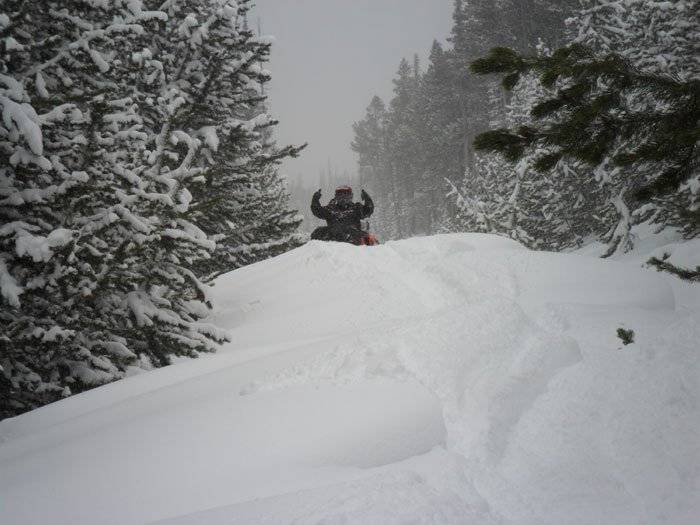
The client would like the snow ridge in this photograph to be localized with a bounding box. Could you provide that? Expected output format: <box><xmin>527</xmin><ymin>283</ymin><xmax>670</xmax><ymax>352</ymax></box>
<box><xmin>1</xmin><ymin>234</ymin><xmax>698</xmax><ymax>525</ymax></box>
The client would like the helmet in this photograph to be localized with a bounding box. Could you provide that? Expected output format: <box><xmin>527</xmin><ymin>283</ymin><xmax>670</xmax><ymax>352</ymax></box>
<box><xmin>334</xmin><ymin>186</ymin><xmax>353</xmax><ymax>204</ymax></box>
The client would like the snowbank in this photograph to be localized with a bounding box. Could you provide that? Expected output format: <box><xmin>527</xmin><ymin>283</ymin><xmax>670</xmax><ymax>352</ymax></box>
<box><xmin>575</xmin><ymin>223</ymin><xmax>700</xmax><ymax>310</ymax></box>
<box><xmin>1</xmin><ymin>234</ymin><xmax>698</xmax><ymax>524</ymax></box>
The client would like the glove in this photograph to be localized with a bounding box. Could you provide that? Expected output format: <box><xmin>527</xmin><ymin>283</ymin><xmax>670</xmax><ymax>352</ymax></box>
<box><xmin>313</xmin><ymin>189</ymin><xmax>322</xmax><ymax>200</ymax></box>
<box><xmin>361</xmin><ymin>189</ymin><xmax>370</xmax><ymax>201</ymax></box>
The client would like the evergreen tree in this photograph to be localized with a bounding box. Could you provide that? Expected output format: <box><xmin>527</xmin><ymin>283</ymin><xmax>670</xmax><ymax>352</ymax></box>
<box><xmin>446</xmin><ymin>0</ymin><xmax>577</xmax><ymax>173</ymax></box>
<box><xmin>0</xmin><ymin>0</ymin><xmax>302</xmax><ymax>417</ymax></box>
<box><xmin>1</xmin><ymin>1</ymin><xmax>229</xmax><ymax>416</ymax></box>
<box><xmin>471</xmin><ymin>44</ymin><xmax>700</xmax><ymax>250</ymax></box>
<box><xmin>352</xmin><ymin>96</ymin><xmax>395</xmax><ymax>239</ymax></box>
<box><xmin>415</xmin><ymin>41</ymin><xmax>464</xmax><ymax>229</ymax></box>
<box><xmin>574</xmin><ymin>0</ymin><xmax>700</xmax><ymax>81</ymax></box>
<box><xmin>444</xmin><ymin>0</ymin><xmax>698</xmax><ymax>254</ymax></box>
<box><xmin>351</xmin><ymin>1</ymin><xmax>579</xmax><ymax>239</ymax></box>
<box><xmin>446</xmin><ymin>52</ymin><xmax>613</xmax><ymax>251</ymax></box>
<box><xmin>385</xmin><ymin>58</ymin><xmax>417</xmax><ymax>237</ymax></box>
<box><xmin>173</xmin><ymin>4</ymin><xmax>304</xmax><ymax>279</ymax></box>
<box><xmin>571</xmin><ymin>0</ymin><xmax>700</xmax><ymax>242</ymax></box>
<box><xmin>353</xmin><ymin>59</ymin><xmax>425</xmax><ymax>240</ymax></box>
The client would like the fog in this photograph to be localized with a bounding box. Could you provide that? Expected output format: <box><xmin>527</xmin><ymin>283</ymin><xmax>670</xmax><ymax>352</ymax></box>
<box><xmin>253</xmin><ymin>0</ymin><xmax>453</xmax><ymax>183</ymax></box>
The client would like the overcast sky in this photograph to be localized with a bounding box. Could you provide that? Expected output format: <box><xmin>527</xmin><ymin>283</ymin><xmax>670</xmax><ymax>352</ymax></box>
<box><xmin>252</xmin><ymin>0</ymin><xmax>453</xmax><ymax>184</ymax></box>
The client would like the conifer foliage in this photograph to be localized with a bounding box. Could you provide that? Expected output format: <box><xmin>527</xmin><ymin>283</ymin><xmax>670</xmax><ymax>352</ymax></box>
<box><xmin>471</xmin><ymin>1</ymin><xmax>700</xmax><ymax>249</ymax></box>
<box><xmin>354</xmin><ymin>0</ymin><xmax>698</xmax><ymax>257</ymax></box>
<box><xmin>169</xmin><ymin>2</ymin><xmax>305</xmax><ymax>279</ymax></box>
<box><xmin>0</xmin><ymin>0</ymin><xmax>301</xmax><ymax>417</ymax></box>
<box><xmin>472</xmin><ymin>45</ymin><xmax>699</xmax><ymax>205</ymax></box>
<box><xmin>352</xmin><ymin>0</ymin><xmax>578</xmax><ymax>240</ymax></box>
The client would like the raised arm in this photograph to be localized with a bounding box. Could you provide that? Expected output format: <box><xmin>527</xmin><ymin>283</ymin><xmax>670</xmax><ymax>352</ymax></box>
<box><xmin>360</xmin><ymin>189</ymin><xmax>374</xmax><ymax>218</ymax></box>
<box><xmin>311</xmin><ymin>189</ymin><xmax>332</xmax><ymax>220</ymax></box>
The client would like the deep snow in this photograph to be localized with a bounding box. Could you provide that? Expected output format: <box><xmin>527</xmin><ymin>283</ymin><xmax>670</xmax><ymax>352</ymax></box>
<box><xmin>0</xmin><ymin>234</ymin><xmax>698</xmax><ymax>525</ymax></box>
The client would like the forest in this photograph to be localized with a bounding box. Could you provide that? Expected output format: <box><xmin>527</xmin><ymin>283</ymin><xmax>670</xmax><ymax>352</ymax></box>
<box><xmin>352</xmin><ymin>0</ymin><xmax>698</xmax><ymax>257</ymax></box>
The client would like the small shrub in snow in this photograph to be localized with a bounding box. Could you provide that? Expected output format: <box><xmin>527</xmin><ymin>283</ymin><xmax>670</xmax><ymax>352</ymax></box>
<box><xmin>616</xmin><ymin>328</ymin><xmax>635</xmax><ymax>346</ymax></box>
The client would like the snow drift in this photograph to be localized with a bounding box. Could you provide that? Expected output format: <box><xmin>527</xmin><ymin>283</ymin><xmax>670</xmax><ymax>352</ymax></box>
<box><xmin>1</xmin><ymin>234</ymin><xmax>698</xmax><ymax>525</ymax></box>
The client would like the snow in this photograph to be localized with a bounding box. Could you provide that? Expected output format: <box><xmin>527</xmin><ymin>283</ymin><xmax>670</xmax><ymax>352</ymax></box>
<box><xmin>575</xmin><ymin>222</ymin><xmax>700</xmax><ymax>310</ymax></box>
<box><xmin>14</xmin><ymin>228</ymin><xmax>74</xmax><ymax>262</ymax></box>
<box><xmin>39</xmin><ymin>325</ymin><xmax>76</xmax><ymax>343</ymax></box>
<box><xmin>199</xmin><ymin>125</ymin><xmax>220</xmax><ymax>152</ymax></box>
<box><xmin>1</xmin><ymin>95</ymin><xmax>44</xmax><ymax>156</ymax></box>
<box><xmin>1</xmin><ymin>233</ymin><xmax>698</xmax><ymax>525</ymax></box>
<box><xmin>0</xmin><ymin>258</ymin><xmax>22</xmax><ymax>307</ymax></box>
<box><xmin>87</xmin><ymin>46</ymin><xmax>111</xmax><ymax>73</ymax></box>
<box><xmin>35</xmin><ymin>72</ymin><xmax>49</xmax><ymax>98</ymax></box>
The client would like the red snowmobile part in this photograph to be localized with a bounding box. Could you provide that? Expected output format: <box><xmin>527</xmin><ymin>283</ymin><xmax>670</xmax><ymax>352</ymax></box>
<box><xmin>359</xmin><ymin>233</ymin><xmax>379</xmax><ymax>246</ymax></box>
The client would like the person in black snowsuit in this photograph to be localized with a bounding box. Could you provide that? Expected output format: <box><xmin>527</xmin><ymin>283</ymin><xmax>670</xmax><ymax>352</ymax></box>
<box><xmin>310</xmin><ymin>186</ymin><xmax>374</xmax><ymax>244</ymax></box>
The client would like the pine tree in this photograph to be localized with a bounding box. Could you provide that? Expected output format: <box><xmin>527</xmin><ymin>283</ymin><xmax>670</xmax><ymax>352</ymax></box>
<box><xmin>0</xmin><ymin>0</ymin><xmax>305</xmax><ymax>417</ymax></box>
<box><xmin>352</xmin><ymin>96</ymin><xmax>395</xmax><ymax>239</ymax></box>
<box><xmin>445</xmin><ymin>0</ymin><xmax>578</xmax><ymax>174</ymax></box>
<box><xmin>471</xmin><ymin>44</ymin><xmax>700</xmax><ymax>250</ymax></box>
<box><xmin>352</xmin><ymin>0</ymin><xmax>581</xmax><ymax>239</ymax></box>
<box><xmin>353</xmin><ymin>59</ymin><xmax>425</xmax><ymax>240</ymax></box>
<box><xmin>385</xmin><ymin>58</ymin><xmax>424</xmax><ymax>237</ymax></box>
<box><xmin>574</xmin><ymin>0</ymin><xmax>700</xmax><ymax>81</ymax></box>
<box><xmin>415</xmin><ymin>41</ymin><xmax>464</xmax><ymax>229</ymax></box>
<box><xmin>1</xmin><ymin>1</ymin><xmax>229</xmax><ymax>415</ymax></box>
<box><xmin>572</xmin><ymin>0</ymin><xmax>700</xmax><ymax>241</ymax></box>
<box><xmin>175</xmin><ymin>3</ymin><xmax>304</xmax><ymax>280</ymax></box>
<box><xmin>447</xmin><ymin>60</ymin><xmax>612</xmax><ymax>250</ymax></box>
<box><xmin>447</xmin><ymin>0</ymin><xmax>699</xmax><ymax>254</ymax></box>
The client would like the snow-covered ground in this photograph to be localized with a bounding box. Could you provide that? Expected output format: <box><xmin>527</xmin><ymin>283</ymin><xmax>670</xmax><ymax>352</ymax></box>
<box><xmin>1</xmin><ymin>234</ymin><xmax>698</xmax><ymax>525</ymax></box>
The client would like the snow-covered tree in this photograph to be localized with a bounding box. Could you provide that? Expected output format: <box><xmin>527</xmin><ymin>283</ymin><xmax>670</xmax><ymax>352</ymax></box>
<box><xmin>352</xmin><ymin>58</ymin><xmax>426</xmax><ymax>240</ymax></box>
<box><xmin>384</xmin><ymin>58</ymin><xmax>422</xmax><ymax>237</ymax></box>
<box><xmin>1</xmin><ymin>0</ymin><xmax>217</xmax><ymax>415</ymax></box>
<box><xmin>1</xmin><ymin>0</ymin><xmax>304</xmax><ymax>417</ymax></box>
<box><xmin>572</xmin><ymin>0</ymin><xmax>700</xmax><ymax>242</ymax></box>
<box><xmin>414</xmin><ymin>41</ymin><xmax>464</xmax><ymax>230</ymax></box>
<box><xmin>446</xmin><ymin>61</ymin><xmax>608</xmax><ymax>251</ymax></box>
<box><xmin>352</xmin><ymin>96</ymin><xmax>396</xmax><ymax>239</ymax></box>
<box><xmin>164</xmin><ymin>1</ymin><xmax>304</xmax><ymax>280</ymax></box>
<box><xmin>574</xmin><ymin>0</ymin><xmax>700</xmax><ymax>82</ymax></box>
<box><xmin>353</xmin><ymin>0</ymin><xmax>580</xmax><ymax>239</ymax></box>
<box><xmin>471</xmin><ymin>39</ymin><xmax>699</xmax><ymax>252</ymax></box>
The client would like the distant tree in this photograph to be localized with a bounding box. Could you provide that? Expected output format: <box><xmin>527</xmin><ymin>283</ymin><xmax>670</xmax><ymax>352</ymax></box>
<box><xmin>353</xmin><ymin>58</ymin><xmax>426</xmax><ymax>240</ymax></box>
<box><xmin>386</xmin><ymin>58</ymin><xmax>425</xmax><ymax>236</ymax></box>
<box><xmin>415</xmin><ymin>41</ymin><xmax>464</xmax><ymax>227</ymax></box>
<box><xmin>352</xmin><ymin>0</ymin><xmax>581</xmax><ymax>239</ymax></box>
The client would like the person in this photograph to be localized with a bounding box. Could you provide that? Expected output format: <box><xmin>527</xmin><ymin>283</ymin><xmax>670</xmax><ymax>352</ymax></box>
<box><xmin>310</xmin><ymin>186</ymin><xmax>374</xmax><ymax>244</ymax></box>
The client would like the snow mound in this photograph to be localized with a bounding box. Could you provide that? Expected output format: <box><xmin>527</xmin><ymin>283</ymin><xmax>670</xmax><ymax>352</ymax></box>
<box><xmin>1</xmin><ymin>234</ymin><xmax>698</xmax><ymax>525</ymax></box>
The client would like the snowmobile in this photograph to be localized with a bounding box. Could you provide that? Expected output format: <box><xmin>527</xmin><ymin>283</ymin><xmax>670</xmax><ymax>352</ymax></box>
<box><xmin>310</xmin><ymin>221</ymin><xmax>379</xmax><ymax>246</ymax></box>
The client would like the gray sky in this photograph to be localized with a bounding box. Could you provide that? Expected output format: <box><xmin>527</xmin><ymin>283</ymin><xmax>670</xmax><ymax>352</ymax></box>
<box><xmin>252</xmin><ymin>0</ymin><xmax>454</xmax><ymax>184</ymax></box>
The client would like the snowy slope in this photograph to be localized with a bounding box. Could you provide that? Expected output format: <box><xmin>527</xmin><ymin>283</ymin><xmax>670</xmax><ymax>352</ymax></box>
<box><xmin>1</xmin><ymin>234</ymin><xmax>698</xmax><ymax>525</ymax></box>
